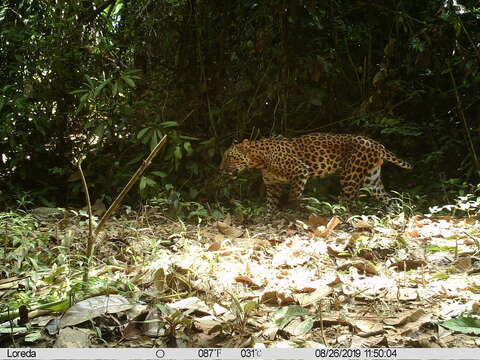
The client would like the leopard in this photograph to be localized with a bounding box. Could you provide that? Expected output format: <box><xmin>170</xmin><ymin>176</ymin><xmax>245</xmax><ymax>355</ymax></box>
<box><xmin>220</xmin><ymin>133</ymin><xmax>412</xmax><ymax>211</ymax></box>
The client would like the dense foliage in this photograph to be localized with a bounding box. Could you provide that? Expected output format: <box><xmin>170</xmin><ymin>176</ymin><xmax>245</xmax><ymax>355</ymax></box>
<box><xmin>1</xmin><ymin>0</ymin><xmax>479</xmax><ymax>209</ymax></box>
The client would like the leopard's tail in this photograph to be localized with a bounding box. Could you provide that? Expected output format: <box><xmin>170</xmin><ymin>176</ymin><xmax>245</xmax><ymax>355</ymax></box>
<box><xmin>383</xmin><ymin>148</ymin><xmax>412</xmax><ymax>170</ymax></box>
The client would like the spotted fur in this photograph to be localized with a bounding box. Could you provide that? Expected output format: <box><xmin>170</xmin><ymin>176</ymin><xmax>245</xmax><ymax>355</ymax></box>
<box><xmin>220</xmin><ymin>133</ymin><xmax>411</xmax><ymax>210</ymax></box>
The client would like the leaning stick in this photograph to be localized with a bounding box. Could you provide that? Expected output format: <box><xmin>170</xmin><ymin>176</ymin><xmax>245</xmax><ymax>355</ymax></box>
<box><xmin>94</xmin><ymin>135</ymin><xmax>168</xmax><ymax>236</ymax></box>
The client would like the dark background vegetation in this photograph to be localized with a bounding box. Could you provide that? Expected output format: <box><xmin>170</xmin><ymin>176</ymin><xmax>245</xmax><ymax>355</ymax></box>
<box><xmin>1</xmin><ymin>0</ymin><xmax>479</xmax><ymax>210</ymax></box>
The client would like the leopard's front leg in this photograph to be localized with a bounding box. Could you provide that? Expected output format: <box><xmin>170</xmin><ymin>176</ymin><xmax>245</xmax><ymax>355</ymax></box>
<box><xmin>265</xmin><ymin>183</ymin><xmax>283</xmax><ymax>211</ymax></box>
<box><xmin>262</xmin><ymin>170</ymin><xmax>285</xmax><ymax>211</ymax></box>
<box><xmin>287</xmin><ymin>167</ymin><xmax>310</xmax><ymax>204</ymax></box>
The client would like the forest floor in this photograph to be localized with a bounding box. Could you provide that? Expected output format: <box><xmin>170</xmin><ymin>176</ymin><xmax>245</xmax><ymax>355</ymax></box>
<box><xmin>2</xmin><ymin>203</ymin><xmax>480</xmax><ymax>348</ymax></box>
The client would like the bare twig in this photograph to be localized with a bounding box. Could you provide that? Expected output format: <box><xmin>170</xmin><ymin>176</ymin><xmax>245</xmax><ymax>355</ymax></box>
<box><xmin>318</xmin><ymin>300</ymin><xmax>327</xmax><ymax>345</ymax></box>
<box><xmin>463</xmin><ymin>231</ymin><xmax>480</xmax><ymax>253</ymax></box>
<box><xmin>448</xmin><ymin>66</ymin><xmax>480</xmax><ymax>178</ymax></box>
<box><xmin>95</xmin><ymin>135</ymin><xmax>168</xmax><ymax>236</ymax></box>
<box><xmin>77</xmin><ymin>157</ymin><xmax>93</xmax><ymax>257</ymax></box>
<box><xmin>77</xmin><ymin>156</ymin><xmax>94</xmax><ymax>287</ymax></box>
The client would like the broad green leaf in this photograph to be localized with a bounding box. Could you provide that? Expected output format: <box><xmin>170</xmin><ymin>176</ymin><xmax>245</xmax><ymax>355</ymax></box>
<box><xmin>94</xmin><ymin>78</ymin><xmax>111</xmax><ymax>97</ymax></box>
<box><xmin>440</xmin><ymin>315</ymin><xmax>480</xmax><ymax>335</ymax></box>
<box><xmin>0</xmin><ymin>327</ymin><xmax>27</xmax><ymax>334</ymax></box>
<box><xmin>25</xmin><ymin>330</ymin><xmax>42</xmax><ymax>343</ymax></box>
<box><xmin>121</xmin><ymin>75</ymin><xmax>136</xmax><ymax>88</ymax></box>
<box><xmin>293</xmin><ymin>317</ymin><xmax>314</xmax><ymax>336</ymax></box>
<box><xmin>272</xmin><ymin>305</ymin><xmax>310</xmax><ymax>328</ymax></box>
<box><xmin>243</xmin><ymin>300</ymin><xmax>257</xmax><ymax>314</ymax></box>
<box><xmin>137</xmin><ymin>127</ymin><xmax>150</xmax><ymax>139</ymax></box>
<box><xmin>79</xmin><ymin>93</ymin><xmax>89</xmax><ymax>104</ymax></box>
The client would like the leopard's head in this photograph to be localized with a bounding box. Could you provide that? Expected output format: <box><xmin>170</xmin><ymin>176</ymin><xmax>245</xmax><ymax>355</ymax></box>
<box><xmin>220</xmin><ymin>140</ymin><xmax>253</xmax><ymax>175</ymax></box>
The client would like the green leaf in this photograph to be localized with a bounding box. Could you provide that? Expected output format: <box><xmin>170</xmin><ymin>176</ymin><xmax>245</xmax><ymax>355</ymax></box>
<box><xmin>181</xmin><ymin>135</ymin><xmax>201</xmax><ymax>141</ymax></box>
<box><xmin>294</xmin><ymin>317</ymin><xmax>315</xmax><ymax>336</ymax></box>
<box><xmin>160</xmin><ymin>121</ymin><xmax>179</xmax><ymax>128</ymax></box>
<box><xmin>94</xmin><ymin>78</ymin><xmax>112</xmax><ymax>97</ymax></box>
<box><xmin>151</xmin><ymin>171</ymin><xmax>167</xmax><ymax>178</ymax></box>
<box><xmin>0</xmin><ymin>327</ymin><xmax>27</xmax><ymax>334</ymax></box>
<box><xmin>79</xmin><ymin>92</ymin><xmax>89</xmax><ymax>104</ymax></box>
<box><xmin>137</xmin><ymin>127</ymin><xmax>150</xmax><ymax>139</ymax></box>
<box><xmin>121</xmin><ymin>75</ymin><xmax>136</xmax><ymax>88</ymax></box>
<box><xmin>69</xmin><ymin>89</ymin><xmax>89</xmax><ymax>95</ymax></box>
<box><xmin>432</xmin><ymin>273</ymin><xmax>449</xmax><ymax>280</ymax></box>
<box><xmin>183</xmin><ymin>141</ymin><xmax>193</xmax><ymax>156</ymax></box>
<box><xmin>243</xmin><ymin>300</ymin><xmax>257</xmax><ymax>314</ymax></box>
<box><xmin>174</xmin><ymin>145</ymin><xmax>182</xmax><ymax>160</ymax></box>
<box><xmin>230</xmin><ymin>293</ymin><xmax>243</xmax><ymax>316</ymax></box>
<box><xmin>95</xmin><ymin>124</ymin><xmax>105</xmax><ymax>139</ymax></box>
<box><xmin>112</xmin><ymin>81</ymin><xmax>119</xmax><ymax>97</ymax></box>
<box><xmin>272</xmin><ymin>306</ymin><xmax>310</xmax><ymax>328</ymax></box>
<box><xmin>25</xmin><ymin>330</ymin><xmax>43</xmax><ymax>343</ymax></box>
<box><xmin>440</xmin><ymin>315</ymin><xmax>480</xmax><ymax>335</ymax></box>
<box><xmin>139</xmin><ymin>176</ymin><xmax>147</xmax><ymax>191</ymax></box>
<box><xmin>84</xmin><ymin>75</ymin><xmax>94</xmax><ymax>88</ymax></box>
<box><xmin>150</xmin><ymin>130</ymin><xmax>158</xmax><ymax>151</ymax></box>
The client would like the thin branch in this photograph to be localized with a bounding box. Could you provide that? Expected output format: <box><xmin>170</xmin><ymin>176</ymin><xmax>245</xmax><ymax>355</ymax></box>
<box><xmin>95</xmin><ymin>135</ymin><xmax>168</xmax><ymax>236</ymax></box>
<box><xmin>77</xmin><ymin>156</ymin><xmax>94</xmax><ymax>288</ymax></box>
<box><xmin>448</xmin><ymin>66</ymin><xmax>480</xmax><ymax>178</ymax></box>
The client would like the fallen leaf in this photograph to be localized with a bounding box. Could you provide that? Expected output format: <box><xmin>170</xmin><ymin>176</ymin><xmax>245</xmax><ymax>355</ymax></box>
<box><xmin>272</xmin><ymin>248</ymin><xmax>309</xmax><ymax>267</ymax></box>
<box><xmin>351</xmin><ymin>334</ymin><xmax>388</xmax><ymax>348</ymax></box>
<box><xmin>337</xmin><ymin>261</ymin><xmax>378</xmax><ymax>275</ymax></box>
<box><xmin>326</xmin><ymin>246</ymin><xmax>351</xmax><ymax>258</ymax></box>
<box><xmin>472</xmin><ymin>301</ymin><xmax>480</xmax><ymax>314</ymax></box>
<box><xmin>207</xmin><ymin>238</ymin><xmax>223</xmax><ymax>251</ymax></box>
<box><xmin>54</xmin><ymin>328</ymin><xmax>91</xmax><ymax>348</ymax></box>
<box><xmin>194</xmin><ymin>316</ymin><xmax>222</xmax><ymax>333</ymax></box>
<box><xmin>169</xmin><ymin>296</ymin><xmax>211</xmax><ymax>315</ymax></box>
<box><xmin>314</xmin><ymin>216</ymin><xmax>341</xmax><ymax>237</ymax></box>
<box><xmin>384</xmin><ymin>309</ymin><xmax>427</xmax><ymax>326</ymax></box>
<box><xmin>260</xmin><ymin>290</ymin><xmax>279</xmax><ymax>305</ymax></box>
<box><xmin>277</xmin><ymin>291</ymin><xmax>295</xmax><ymax>305</ymax></box>
<box><xmin>217</xmin><ymin>221</ymin><xmax>243</xmax><ymax>238</ymax></box>
<box><xmin>307</xmin><ymin>215</ymin><xmax>330</xmax><ymax>228</ymax></box>
<box><xmin>296</xmin><ymin>286</ymin><xmax>332</xmax><ymax>306</ymax></box>
<box><xmin>406</xmin><ymin>227</ymin><xmax>420</xmax><ymax>237</ymax></box>
<box><xmin>234</xmin><ymin>275</ymin><xmax>260</xmax><ymax>288</ymax></box>
<box><xmin>350</xmin><ymin>217</ymin><xmax>373</xmax><ymax>230</ymax></box>
<box><xmin>59</xmin><ymin>295</ymin><xmax>133</xmax><ymax>328</ymax></box>
<box><xmin>454</xmin><ymin>257</ymin><xmax>472</xmax><ymax>272</ymax></box>
<box><xmin>391</xmin><ymin>259</ymin><xmax>427</xmax><ymax>271</ymax></box>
